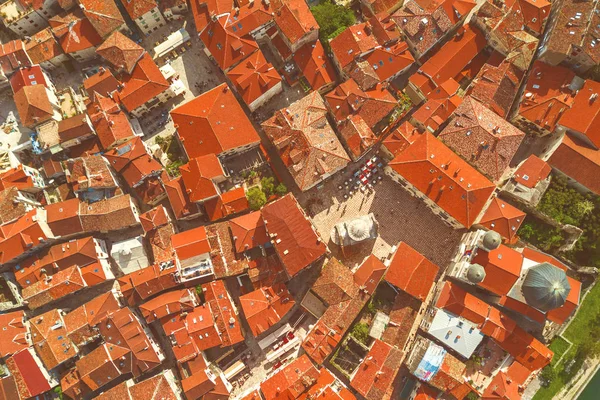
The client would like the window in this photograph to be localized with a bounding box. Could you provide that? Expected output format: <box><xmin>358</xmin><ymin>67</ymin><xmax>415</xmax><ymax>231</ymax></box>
<box><xmin>216</xmin><ymin>43</ymin><xmax>222</xmax><ymax>49</ymax></box>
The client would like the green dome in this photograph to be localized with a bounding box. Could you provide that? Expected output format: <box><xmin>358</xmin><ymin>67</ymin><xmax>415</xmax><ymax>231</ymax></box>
<box><xmin>522</xmin><ymin>263</ymin><xmax>571</xmax><ymax>312</ymax></box>
<box><xmin>481</xmin><ymin>230</ymin><xmax>502</xmax><ymax>251</ymax></box>
<box><xmin>466</xmin><ymin>263</ymin><xmax>486</xmax><ymax>284</ymax></box>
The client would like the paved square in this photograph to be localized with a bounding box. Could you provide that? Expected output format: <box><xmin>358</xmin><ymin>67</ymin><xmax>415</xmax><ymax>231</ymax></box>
<box><xmin>298</xmin><ymin>171</ymin><xmax>465</xmax><ymax>270</ymax></box>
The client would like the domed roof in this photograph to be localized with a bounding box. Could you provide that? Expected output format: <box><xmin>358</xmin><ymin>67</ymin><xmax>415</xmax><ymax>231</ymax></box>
<box><xmin>466</xmin><ymin>263</ymin><xmax>486</xmax><ymax>284</ymax></box>
<box><xmin>482</xmin><ymin>230</ymin><xmax>502</xmax><ymax>251</ymax></box>
<box><xmin>348</xmin><ymin>219</ymin><xmax>371</xmax><ymax>242</ymax></box>
<box><xmin>522</xmin><ymin>262</ymin><xmax>571</xmax><ymax>312</ymax></box>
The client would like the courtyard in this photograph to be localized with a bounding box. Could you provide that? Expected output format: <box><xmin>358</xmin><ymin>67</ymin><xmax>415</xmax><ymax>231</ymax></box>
<box><xmin>297</xmin><ymin>162</ymin><xmax>465</xmax><ymax>270</ymax></box>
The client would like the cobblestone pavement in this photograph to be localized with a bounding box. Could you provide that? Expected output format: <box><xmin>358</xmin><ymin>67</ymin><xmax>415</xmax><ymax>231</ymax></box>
<box><xmin>298</xmin><ymin>165</ymin><xmax>465</xmax><ymax>270</ymax></box>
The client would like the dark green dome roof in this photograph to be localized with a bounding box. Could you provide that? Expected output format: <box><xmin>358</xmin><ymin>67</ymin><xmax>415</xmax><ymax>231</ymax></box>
<box><xmin>522</xmin><ymin>262</ymin><xmax>571</xmax><ymax>312</ymax></box>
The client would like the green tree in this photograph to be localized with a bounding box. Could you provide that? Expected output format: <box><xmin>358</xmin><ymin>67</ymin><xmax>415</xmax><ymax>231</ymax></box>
<box><xmin>465</xmin><ymin>392</ymin><xmax>479</xmax><ymax>400</ymax></box>
<box><xmin>275</xmin><ymin>183</ymin><xmax>288</xmax><ymax>196</ymax></box>
<box><xmin>247</xmin><ymin>186</ymin><xmax>267</xmax><ymax>210</ymax></box>
<box><xmin>261</xmin><ymin>176</ymin><xmax>276</xmax><ymax>197</ymax></box>
<box><xmin>311</xmin><ymin>1</ymin><xmax>355</xmax><ymax>49</ymax></box>
<box><xmin>351</xmin><ymin>322</ymin><xmax>370</xmax><ymax>344</ymax></box>
<box><xmin>539</xmin><ymin>366</ymin><xmax>556</xmax><ymax>388</ymax></box>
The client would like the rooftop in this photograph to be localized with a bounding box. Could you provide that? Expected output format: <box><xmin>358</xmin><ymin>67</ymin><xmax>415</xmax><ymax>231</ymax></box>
<box><xmin>559</xmin><ymin>79</ymin><xmax>600</xmax><ymax>149</ymax></box>
<box><xmin>478</xmin><ymin>198</ymin><xmax>525</xmax><ymax>243</ymax></box>
<box><xmin>386</xmin><ymin>242</ymin><xmax>439</xmax><ymax>301</ymax></box>
<box><xmin>115</xmin><ymin>52</ymin><xmax>169</xmax><ymax>112</ymax></box>
<box><xmin>96</xmin><ymin>31</ymin><xmax>145</xmax><ymax>74</ymax></box>
<box><xmin>239</xmin><ymin>284</ymin><xmax>295</xmax><ymax>337</ymax></box>
<box><xmin>227</xmin><ymin>49</ymin><xmax>282</xmax><ymax>107</ymax></box>
<box><xmin>262</xmin><ymin>92</ymin><xmax>350</xmax><ymax>191</ymax></box>
<box><xmin>548</xmin><ymin>133</ymin><xmax>600</xmax><ymax>195</ymax></box>
<box><xmin>171</xmin><ymin>83</ymin><xmax>260</xmax><ymax>159</ymax></box>
<box><xmin>388</xmin><ymin>132</ymin><xmax>496</xmax><ymax>228</ymax></box>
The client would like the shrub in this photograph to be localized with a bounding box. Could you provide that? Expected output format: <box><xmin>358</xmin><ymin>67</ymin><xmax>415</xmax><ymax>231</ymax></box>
<box><xmin>351</xmin><ymin>322</ymin><xmax>370</xmax><ymax>344</ymax></box>
<box><xmin>311</xmin><ymin>1</ymin><xmax>355</xmax><ymax>49</ymax></box>
<box><xmin>275</xmin><ymin>183</ymin><xmax>288</xmax><ymax>196</ymax></box>
<box><xmin>540</xmin><ymin>366</ymin><xmax>556</xmax><ymax>388</ymax></box>
<box><xmin>261</xmin><ymin>176</ymin><xmax>276</xmax><ymax>197</ymax></box>
<box><xmin>247</xmin><ymin>186</ymin><xmax>267</xmax><ymax>210</ymax></box>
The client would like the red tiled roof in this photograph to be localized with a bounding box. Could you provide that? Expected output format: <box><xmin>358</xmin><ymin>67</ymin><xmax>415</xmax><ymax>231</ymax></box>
<box><xmin>122</xmin><ymin>0</ymin><xmax>157</xmax><ymax>20</ymax></box>
<box><xmin>330</xmin><ymin>23</ymin><xmax>381</xmax><ymax>70</ymax></box>
<box><xmin>103</xmin><ymin>137</ymin><xmax>148</xmax><ymax>172</ymax></box>
<box><xmin>548</xmin><ymin>133</ymin><xmax>600</xmax><ymax>195</ymax></box>
<box><xmin>139</xmin><ymin>205</ymin><xmax>170</xmax><ymax>233</ymax></box>
<box><xmin>10</xmin><ymin>65</ymin><xmax>47</xmax><ymax>94</ymax></box>
<box><xmin>478</xmin><ymin>198</ymin><xmax>526</xmax><ymax>243</ymax></box>
<box><xmin>0</xmin><ymin>165</ymin><xmax>35</xmax><ymax>191</ymax></box>
<box><xmin>361</xmin><ymin>41</ymin><xmax>414</xmax><ymax>83</ymax></box>
<box><xmin>172</xmin><ymin>225</ymin><xmax>211</xmax><ymax>261</ymax></box>
<box><xmin>78</xmin><ymin>0</ymin><xmax>125</xmax><ymax>38</ymax></box>
<box><xmin>495</xmin><ymin>325</ymin><xmax>553</xmax><ymax>372</ymax></box>
<box><xmin>338</xmin><ymin>114</ymin><xmax>377</xmax><ymax>160</ymax></box>
<box><xmin>382</xmin><ymin>121</ymin><xmax>420</xmax><ymax>157</ymax></box>
<box><xmin>482</xmin><ymin>371</ymin><xmax>520</xmax><ymax>400</ymax></box>
<box><xmin>14</xmin><ymin>235</ymin><xmax>100</xmax><ymax>288</ymax></box>
<box><xmin>467</xmin><ymin>60</ymin><xmax>521</xmax><ymax>118</ymax></box>
<box><xmin>240</xmin><ymin>284</ymin><xmax>295</xmax><ymax>336</ymax></box>
<box><xmin>324</xmin><ymin>79</ymin><xmax>396</xmax><ymax>127</ymax></box>
<box><xmin>50</xmin><ymin>12</ymin><xmax>103</xmax><ymax>54</ymax></box>
<box><xmin>139</xmin><ymin>288</ymin><xmax>196</xmax><ymax>322</ymax></box>
<box><xmin>5</xmin><ymin>349</ymin><xmax>52</xmax><ymax>399</ymax></box>
<box><xmin>559</xmin><ymin>79</ymin><xmax>600</xmax><ymax>149</ymax></box>
<box><xmin>393</xmin><ymin>0</ymin><xmax>476</xmax><ymax>56</ymax></box>
<box><xmin>44</xmin><ymin>198</ymin><xmax>84</xmax><ymax>237</ymax></box>
<box><xmin>121</xmin><ymin>154</ymin><xmax>163</xmax><ymax>187</ymax></box>
<box><xmin>63</xmin><ymin>290</ymin><xmax>121</xmax><ymax>346</ymax></box>
<box><xmin>386</xmin><ymin>242</ymin><xmax>439</xmax><ymax>301</ymax></box>
<box><xmin>350</xmin><ymin>339</ymin><xmax>402</xmax><ymax>399</ymax></box>
<box><xmin>389</xmin><ymin>132</ymin><xmax>496</xmax><ymax>228</ymax></box>
<box><xmin>164</xmin><ymin>176</ymin><xmax>202</xmax><ymax>219</ymax></box>
<box><xmin>88</xmin><ymin>93</ymin><xmax>135</xmax><ymax>150</ymax></box>
<box><xmin>203</xmin><ymin>187</ymin><xmax>249</xmax><ymax>222</ymax></box>
<box><xmin>189</xmin><ymin>0</ymin><xmax>234</xmax><ymax>34</ymax></box>
<box><xmin>262</xmin><ymin>92</ymin><xmax>350</xmax><ymax>191</ymax></box>
<box><xmin>412</xmin><ymin>95</ymin><xmax>461</xmax><ymax>133</ymax></box>
<box><xmin>0</xmin><ymin>40</ymin><xmax>32</xmax><ymax>75</ymax></box>
<box><xmin>200</xmin><ymin>14</ymin><xmax>258</xmax><ymax>71</ymax></box>
<box><xmin>439</xmin><ymin>96</ymin><xmax>525</xmax><ymax>181</ymax></box>
<box><xmin>117</xmin><ymin>263</ymin><xmax>179</xmax><ymax>306</ymax></box>
<box><xmin>203</xmin><ymin>279</ymin><xmax>244</xmax><ymax>346</ymax></box>
<box><xmin>180</xmin><ymin>154</ymin><xmax>223</xmax><ymax>203</ymax></box>
<box><xmin>353</xmin><ymin>254</ymin><xmax>387</xmax><ymax>295</ymax></box>
<box><xmin>472</xmin><ymin>245</ymin><xmax>523</xmax><ymax>296</ymax></box>
<box><xmin>409</xmin><ymin>25</ymin><xmax>486</xmax><ymax>91</ymax></box>
<box><xmin>260</xmin><ymin>354</ymin><xmax>318</xmax><ymax>399</ymax></box>
<box><xmin>302</xmin><ymin>319</ymin><xmax>342</xmax><ymax>365</ymax></box>
<box><xmin>96</xmin><ymin>31</ymin><xmax>145</xmax><ymax>73</ymax></box>
<box><xmin>22</xmin><ymin>265</ymin><xmax>87</xmax><ymax>309</ymax></box>
<box><xmin>261</xmin><ymin>194</ymin><xmax>327</xmax><ymax>278</ymax></box>
<box><xmin>518</xmin><ymin>61</ymin><xmax>575</xmax><ymax>133</ymax></box>
<box><xmin>227</xmin><ymin>49</ymin><xmax>282</xmax><ymax>107</ymax></box>
<box><xmin>436</xmin><ymin>281</ymin><xmax>491</xmax><ymax>325</ymax></box>
<box><xmin>274</xmin><ymin>0</ymin><xmax>318</xmax><ymax>45</ymax></box>
<box><xmin>0</xmin><ymin>209</ymin><xmax>51</xmax><ymax>266</ymax></box>
<box><xmin>83</xmin><ymin>69</ymin><xmax>119</xmax><ymax>102</ymax></box>
<box><xmin>293</xmin><ymin>40</ymin><xmax>337</xmax><ymax>91</ymax></box>
<box><xmin>116</xmin><ymin>52</ymin><xmax>169</xmax><ymax>112</ymax></box>
<box><xmin>513</xmin><ymin>154</ymin><xmax>551</xmax><ymax>189</ymax></box>
<box><xmin>30</xmin><ymin>309</ymin><xmax>78</xmax><ymax>370</ymax></box>
<box><xmin>14</xmin><ymin>85</ymin><xmax>54</xmax><ymax>128</ymax></box>
<box><xmin>229</xmin><ymin>210</ymin><xmax>268</xmax><ymax>254</ymax></box>
<box><xmin>0</xmin><ymin>311</ymin><xmax>28</xmax><ymax>359</ymax></box>
<box><xmin>171</xmin><ymin>83</ymin><xmax>260</xmax><ymax>159</ymax></box>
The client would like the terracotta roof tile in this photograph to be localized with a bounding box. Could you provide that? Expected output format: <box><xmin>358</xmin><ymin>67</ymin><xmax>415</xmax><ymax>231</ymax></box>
<box><xmin>122</xmin><ymin>0</ymin><xmax>157</xmax><ymax>20</ymax></box>
<box><xmin>439</xmin><ymin>96</ymin><xmax>525</xmax><ymax>181</ymax></box>
<box><xmin>513</xmin><ymin>154</ymin><xmax>551</xmax><ymax>189</ymax></box>
<box><xmin>293</xmin><ymin>40</ymin><xmax>337</xmax><ymax>91</ymax></box>
<box><xmin>14</xmin><ymin>85</ymin><xmax>54</xmax><ymax>128</ymax></box>
<box><xmin>382</xmin><ymin>121</ymin><xmax>420</xmax><ymax>157</ymax></box>
<box><xmin>472</xmin><ymin>244</ymin><xmax>523</xmax><ymax>296</ymax></box>
<box><xmin>0</xmin><ymin>187</ymin><xmax>27</xmax><ymax>225</ymax></box>
<box><xmin>172</xmin><ymin>225</ymin><xmax>211</xmax><ymax>261</ymax></box>
<box><xmin>467</xmin><ymin>60</ymin><xmax>521</xmax><ymax>118</ymax></box>
<box><xmin>79</xmin><ymin>0</ymin><xmax>125</xmax><ymax>38</ymax></box>
<box><xmin>203</xmin><ymin>279</ymin><xmax>244</xmax><ymax>346</ymax></box>
<box><xmin>88</xmin><ymin>93</ymin><xmax>136</xmax><ymax>150</ymax></box>
<box><xmin>435</xmin><ymin>281</ymin><xmax>491</xmax><ymax>325</ymax></box>
<box><xmin>78</xmin><ymin>194</ymin><xmax>140</xmax><ymax>232</ymax></box>
<box><xmin>330</xmin><ymin>23</ymin><xmax>381</xmax><ymax>70</ymax></box>
<box><xmin>63</xmin><ymin>290</ymin><xmax>121</xmax><ymax>346</ymax></box>
<box><xmin>5</xmin><ymin>349</ymin><xmax>52</xmax><ymax>399</ymax></box>
<box><xmin>164</xmin><ymin>176</ymin><xmax>202</xmax><ymax>219</ymax></box>
<box><xmin>261</xmin><ymin>194</ymin><xmax>327</xmax><ymax>277</ymax></box>
<box><xmin>559</xmin><ymin>79</ymin><xmax>600</xmax><ymax>149</ymax></box>
<box><xmin>0</xmin><ymin>40</ymin><xmax>32</xmax><ymax>75</ymax></box>
<box><xmin>96</xmin><ymin>31</ymin><xmax>145</xmax><ymax>73</ymax></box>
<box><xmin>171</xmin><ymin>83</ymin><xmax>260</xmax><ymax>159</ymax></box>
<box><xmin>200</xmin><ymin>14</ymin><xmax>259</xmax><ymax>71</ymax></box>
<box><xmin>115</xmin><ymin>52</ymin><xmax>169</xmax><ymax>112</ymax></box>
<box><xmin>548</xmin><ymin>133</ymin><xmax>600</xmax><ymax>195</ymax></box>
<box><xmin>478</xmin><ymin>197</ymin><xmax>526</xmax><ymax>243</ymax></box>
<box><xmin>203</xmin><ymin>187</ymin><xmax>249</xmax><ymax>222</ymax></box>
<box><xmin>274</xmin><ymin>0</ymin><xmax>318</xmax><ymax>45</ymax></box>
<box><xmin>228</xmin><ymin>49</ymin><xmax>282</xmax><ymax>107</ymax></box>
<box><xmin>518</xmin><ymin>61</ymin><xmax>575</xmax><ymax>133</ymax></box>
<box><xmin>0</xmin><ymin>311</ymin><xmax>28</xmax><ymax>359</ymax></box>
<box><xmin>240</xmin><ymin>284</ymin><xmax>295</xmax><ymax>336</ymax></box>
<box><xmin>262</xmin><ymin>92</ymin><xmax>350</xmax><ymax>191</ymax></box>
<box><xmin>22</xmin><ymin>265</ymin><xmax>87</xmax><ymax>309</ymax></box>
<box><xmin>83</xmin><ymin>69</ymin><xmax>120</xmax><ymax>102</ymax></box>
<box><xmin>353</xmin><ymin>254</ymin><xmax>387</xmax><ymax>295</ymax></box>
<box><xmin>180</xmin><ymin>154</ymin><xmax>223</xmax><ymax>202</ymax></box>
<box><xmin>312</xmin><ymin>258</ymin><xmax>357</xmax><ymax>305</ymax></box>
<box><xmin>139</xmin><ymin>205</ymin><xmax>170</xmax><ymax>233</ymax></box>
<box><xmin>140</xmin><ymin>288</ymin><xmax>197</xmax><ymax>322</ymax></box>
<box><xmin>30</xmin><ymin>309</ymin><xmax>78</xmax><ymax>370</ymax></box>
<box><xmin>229</xmin><ymin>210</ymin><xmax>268</xmax><ymax>254</ymax></box>
<box><xmin>260</xmin><ymin>354</ymin><xmax>318</xmax><ymax>399</ymax></box>
<box><xmin>351</xmin><ymin>339</ymin><xmax>402</xmax><ymax>399</ymax></box>
<box><xmin>389</xmin><ymin>132</ymin><xmax>496</xmax><ymax>228</ymax></box>
<box><xmin>117</xmin><ymin>263</ymin><xmax>179</xmax><ymax>306</ymax></box>
<box><xmin>50</xmin><ymin>11</ymin><xmax>103</xmax><ymax>54</ymax></box>
<box><xmin>386</xmin><ymin>242</ymin><xmax>439</xmax><ymax>301</ymax></box>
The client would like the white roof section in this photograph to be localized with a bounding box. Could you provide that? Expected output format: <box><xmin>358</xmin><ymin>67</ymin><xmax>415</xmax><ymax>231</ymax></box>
<box><xmin>110</xmin><ymin>236</ymin><xmax>149</xmax><ymax>274</ymax></box>
<box><xmin>427</xmin><ymin>308</ymin><xmax>484</xmax><ymax>359</ymax></box>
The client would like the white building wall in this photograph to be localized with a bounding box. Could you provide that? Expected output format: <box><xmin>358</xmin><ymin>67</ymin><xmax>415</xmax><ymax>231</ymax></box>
<box><xmin>135</xmin><ymin>7</ymin><xmax>166</xmax><ymax>36</ymax></box>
